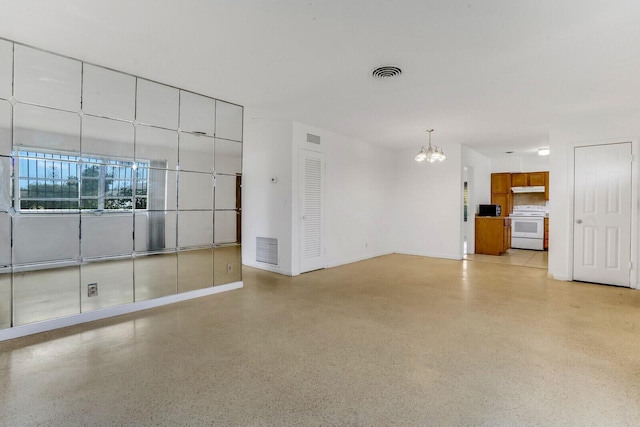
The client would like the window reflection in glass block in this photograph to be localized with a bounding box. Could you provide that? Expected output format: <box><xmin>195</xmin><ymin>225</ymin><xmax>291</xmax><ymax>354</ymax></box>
<box><xmin>214</xmin><ymin>245</ymin><xmax>242</xmax><ymax>286</ymax></box>
<box><xmin>215</xmin><ymin>100</ymin><xmax>243</xmax><ymax>142</ymax></box>
<box><xmin>0</xmin><ymin>272</ymin><xmax>9</xmax><ymax>329</ymax></box>
<box><xmin>0</xmin><ymin>39</ymin><xmax>12</xmax><ymax>100</ymax></box>
<box><xmin>14</xmin><ymin>153</ymin><xmax>79</xmax><ymax>211</ymax></box>
<box><xmin>82</xmin><ymin>64</ymin><xmax>136</xmax><ymax>121</ymax></box>
<box><xmin>0</xmin><ymin>212</ymin><xmax>9</xmax><ymax>267</ymax></box>
<box><xmin>214</xmin><ymin>174</ymin><xmax>238</xmax><ymax>210</ymax></box>
<box><xmin>134</xmin><ymin>210</ymin><xmax>177</xmax><ymax>253</ymax></box>
<box><xmin>81</xmin><ymin>259</ymin><xmax>133</xmax><ymax>312</ymax></box>
<box><xmin>13</xmin><ymin>214</ymin><xmax>80</xmax><ymax>264</ymax></box>
<box><xmin>214</xmin><ymin>210</ymin><xmax>238</xmax><ymax>244</ymax></box>
<box><xmin>14</xmin><ymin>103</ymin><xmax>81</xmax><ymax>152</ymax></box>
<box><xmin>136</xmin><ymin>79</ymin><xmax>179</xmax><ymax>130</ymax></box>
<box><xmin>178</xmin><ymin>171</ymin><xmax>213</xmax><ymax>210</ymax></box>
<box><xmin>13</xmin><ymin>266</ymin><xmax>80</xmax><ymax>326</ymax></box>
<box><xmin>135</xmin><ymin>125</ymin><xmax>178</xmax><ymax>170</ymax></box>
<box><xmin>177</xmin><ymin>248</ymin><xmax>213</xmax><ymax>293</ymax></box>
<box><xmin>14</xmin><ymin>45</ymin><xmax>81</xmax><ymax>112</ymax></box>
<box><xmin>0</xmin><ymin>156</ymin><xmax>10</xmax><ymax>212</ymax></box>
<box><xmin>134</xmin><ymin>253</ymin><xmax>177</xmax><ymax>301</ymax></box>
<box><xmin>214</xmin><ymin>139</ymin><xmax>242</xmax><ymax>175</ymax></box>
<box><xmin>0</xmin><ymin>99</ymin><xmax>10</xmax><ymax>156</ymax></box>
<box><xmin>81</xmin><ymin>213</ymin><xmax>133</xmax><ymax>258</ymax></box>
<box><xmin>177</xmin><ymin>210</ymin><xmax>213</xmax><ymax>248</ymax></box>
<box><xmin>80</xmin><ymin>163</ymin><xmax>135</xmax><ymax>211</ymax></box>
<box><xmin>179</xmin><ymin>132</ymin><xmax>213</xmax><ymax>173</ymax></box>
<box><xmin>180</xmin><ymin>91</ymin><xmax>215</xmax><ymax>136</ymax></box>
<box><xmin>81</xmin><ymin>115</ymin><xmax>134</xmax><ymax>159</ymax></box>
<box><xmin>135</xmin><ymin>168</ymin><xmax>176</xmax><ymax>211</ymax></box>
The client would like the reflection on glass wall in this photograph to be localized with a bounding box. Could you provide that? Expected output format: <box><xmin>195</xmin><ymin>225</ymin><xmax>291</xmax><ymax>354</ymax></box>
<box><xmin>0</xmin><ymin>39</ymin><xmax>243</xmax><ymax>332</ymax></box>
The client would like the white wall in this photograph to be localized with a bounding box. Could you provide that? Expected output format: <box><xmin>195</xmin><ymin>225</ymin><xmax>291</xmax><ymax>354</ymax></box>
<box><xmin>462</xmin><ymin>146</ymin><xmax>492</xmax><ymax>254</ymax></box>
<box><xmin>548</xmin><ymin>107</ymin><xmax>640</xmax><ymax>288</ymax></box>
<box><xmin>491</xmin><ymin>153</ymin><xmax>550</xmax><ymax>173</ymax></box>
<box><xmin>242</xmin><ymin>109</ymin><xmax>294</xmax><ymax>274</ymax></box>
<box><xmin>392</xmin><ymin>143</ymin><xmax>464</xmax><ymax>260</ymax></box>
<box><xmin>291</xmin><ymin>122</ymin><xmax>395</xmax><ymax>273</ymax></box>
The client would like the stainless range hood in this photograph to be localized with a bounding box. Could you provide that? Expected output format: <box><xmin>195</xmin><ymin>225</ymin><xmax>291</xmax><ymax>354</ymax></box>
<box><xmin>511</xmin><ymin>186</ymin><xmax>545</xmax><ymax>193</ymax></box>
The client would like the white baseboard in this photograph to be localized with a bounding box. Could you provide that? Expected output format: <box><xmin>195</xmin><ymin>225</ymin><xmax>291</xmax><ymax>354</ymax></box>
<box><xmin>0</xmin><ymin>281</ymin><xmax>243</xmax><ymax>342</ymax></box>
<box><xmin>552</xmin><ymin>274</ymin><xmax>572</xmax><ymax>281</ymax></box>
<box><xmin>395</xmin><ymin>250</ymin><xmax>463</xmax><ymax>261</ymax></box>
<box><xmin>326</xmin><ymin>251</ymin><xmax>394</xmax><ymax>268</ymax></box>
<box><xmin>242</xmin><ymin>261</ymin><xmax>293</xmax><ymax>276</ymax></box>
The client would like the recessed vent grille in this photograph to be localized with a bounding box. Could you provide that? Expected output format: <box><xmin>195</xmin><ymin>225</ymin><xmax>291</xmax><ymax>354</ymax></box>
<box><xmin>372</xmin><ymin>66</ymin><xmax>402</xmax><ymax>79</ymax></box>
<box><xmin>306</xmin><ymin>133</ymin><xmax>321</xmax><ymax>145</ymax></box>
<box><xmin>256</xmin><ymin>237</ymin><xmax>278</xmax><ymax>265</ymax></box>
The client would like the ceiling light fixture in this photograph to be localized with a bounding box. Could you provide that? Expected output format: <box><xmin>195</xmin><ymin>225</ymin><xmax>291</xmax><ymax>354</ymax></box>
<box><xmin>415</xmin><ymin>129</ymin><xmax>446</xmax><ymax>163</ymax></box>
<box><xmin>538</xmin><ymin>147</ymin><xmax>550</xmax><ymax>156</ymax></box>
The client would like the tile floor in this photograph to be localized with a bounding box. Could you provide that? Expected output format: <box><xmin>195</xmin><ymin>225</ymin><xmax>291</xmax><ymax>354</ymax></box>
<box><xmin>1</xmin><ymin>253</ymin><xmax>640</xmax><ymax>425</ymax></box>
<box><xmin>465</xmin><ymin>248</ymin><xmax>548</xmax><ymax>269</ymax></box>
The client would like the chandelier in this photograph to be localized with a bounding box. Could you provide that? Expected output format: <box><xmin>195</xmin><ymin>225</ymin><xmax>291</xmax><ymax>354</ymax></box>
<box><xmin>414</xmin><ymin>129</ymin><xmax>446</xmax><ymax>163</ymax></box>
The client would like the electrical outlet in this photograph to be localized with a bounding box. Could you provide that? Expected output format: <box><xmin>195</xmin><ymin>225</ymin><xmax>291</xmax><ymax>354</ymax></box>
<box><xmin>227</xmin><ymin>263</ymin><xmax>233</xmax><ymax>273</ymax></box>
<box><xmin>87</xmin><ymin>283</ymin><xmax>98</xmax><ymax>297</ymax></box>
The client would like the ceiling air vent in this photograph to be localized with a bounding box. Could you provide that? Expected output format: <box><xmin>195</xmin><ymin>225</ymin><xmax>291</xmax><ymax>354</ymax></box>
<box><xmin>372</xmin><ymin>66</ymin><xmax>402</xmax><ymax>79</ymax></box>
<box><xmin>306</xmin><ymin>133</ymin><xmax>321</xmax><ymax>145</ymax></box>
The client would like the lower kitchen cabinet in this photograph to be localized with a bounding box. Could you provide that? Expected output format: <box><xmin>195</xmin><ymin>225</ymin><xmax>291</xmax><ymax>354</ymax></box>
<box><xmin>475</xmin><ymin>216</ymin><xmax>512</xmax><ymax>256</ymax></box>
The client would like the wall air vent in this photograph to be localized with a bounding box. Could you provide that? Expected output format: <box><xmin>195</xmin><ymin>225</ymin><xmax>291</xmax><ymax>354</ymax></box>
<box><xmin>256</xmin><ymin>237</ymin><xmax>278</xmax><ymax>265</ymax></box>
<box><xmin>306</xmin><ymin>133</ymin><xmax>321</xmax><ymax>145</ymax></box>
<box><xmin>372</xmin><ymin>66</ymin><xmax>402</xmax><ymax>79</ymax></box>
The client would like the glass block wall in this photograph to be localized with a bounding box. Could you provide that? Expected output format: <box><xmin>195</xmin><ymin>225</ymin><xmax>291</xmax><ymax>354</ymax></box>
<box><xmin>0</xmin><ymin>38</ymin><xmax>243</xmax><ymax>330</ymax></box>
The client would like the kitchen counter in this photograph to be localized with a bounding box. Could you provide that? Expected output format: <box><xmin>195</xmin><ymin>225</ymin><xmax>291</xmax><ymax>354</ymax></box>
<box><xmin>475</xmin><ymin>216</ymin><xmax>511</xmax><ymax>255</ymax></box>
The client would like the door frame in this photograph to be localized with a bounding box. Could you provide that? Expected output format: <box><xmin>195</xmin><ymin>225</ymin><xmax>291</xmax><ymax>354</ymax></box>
<box><xmin>567</xmin><ymin>137</ymin><xmax>639</xmax><ymax>289</ymax></box>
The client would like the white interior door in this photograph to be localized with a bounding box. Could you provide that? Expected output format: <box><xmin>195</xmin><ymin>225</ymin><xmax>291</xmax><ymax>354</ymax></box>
<box><xmin>300</xmin><ymin>149</ymin><xmax>325</xmax><ymax>273</ymax></box>
<box><xmin>573</xmin><ymin>143</ymin><xmax>632</xmax><ymax>286</ymax></box>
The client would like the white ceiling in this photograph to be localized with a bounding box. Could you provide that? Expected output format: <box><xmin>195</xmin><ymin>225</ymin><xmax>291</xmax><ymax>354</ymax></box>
<box><xmin>2</xmin><ymin>0</ymin><xmax>640</xmax><ymax>157</ymax></box>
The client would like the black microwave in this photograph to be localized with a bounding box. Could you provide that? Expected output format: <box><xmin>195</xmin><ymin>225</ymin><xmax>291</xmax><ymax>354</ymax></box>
<box><xmin>478</xmin><ymin>204</ymin><xmax>502</xmax><ymax>217</ymax></box>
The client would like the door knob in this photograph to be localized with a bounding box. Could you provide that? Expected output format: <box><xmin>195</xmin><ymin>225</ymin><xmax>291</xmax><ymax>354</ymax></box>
<box><xmin>575</xmin><ymin>219</ymin><xmax>582</xmax><ymax>224</ymax></box>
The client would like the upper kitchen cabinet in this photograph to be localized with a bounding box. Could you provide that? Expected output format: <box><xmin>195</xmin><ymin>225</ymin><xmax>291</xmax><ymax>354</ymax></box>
<box><xmin>544</xmin><ymin>171</ymin><xmax>549</xmax><ymax>200</ymax></box>
<box><xmin>14</xmin><ymin>45</ymin><xmax>82</xmax><ymax>112</ymax></box>
<box><xmin>82</xmin><ymin>64</ymin><xmax>136</xmax><ymax>121</ymax></box>
<box><xmin>512</xmin><ymin>172</ymin><xmax>545</xmax><ymax>186</ymax></box>
<box><xmin>136</xmin><ymin>79</ymin><xmax>179</xmax><ymax>130</ymax></box>
<box><xmin>215</xmin><ymin>100</ymin><xmax>243</xmax><ymax>142</ymax></box>
<box><xmin>0</xmin><ymin>40</ymin><xmax>12</xmax><ymax>100</ymax></box>
<box><xmin>180</xmin><ymin>91</ymin><xmax>215</xmax><ymax>136</ymax></box>
<box><xmin>491</xmin><ymin>173</ymin><xmax>511</xmax><ymax>194</ymax></box>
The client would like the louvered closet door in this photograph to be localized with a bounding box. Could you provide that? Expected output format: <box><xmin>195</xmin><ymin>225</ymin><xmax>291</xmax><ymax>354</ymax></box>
<box><xmin>300</xmin><ymin>149</ymin><xmax>325</xmax><ymax>273</ymax></box>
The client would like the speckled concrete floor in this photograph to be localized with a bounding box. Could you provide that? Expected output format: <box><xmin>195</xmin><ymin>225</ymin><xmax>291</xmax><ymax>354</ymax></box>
<box><xmin>1</xmin><ymin>254</ymin><xmax>640</xmax><ymax>426</ymax></box>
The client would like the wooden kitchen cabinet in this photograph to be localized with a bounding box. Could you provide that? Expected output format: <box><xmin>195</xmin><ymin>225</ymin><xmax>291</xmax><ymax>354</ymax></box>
<box><xmin>544</xmin><ymin>217</ymin><xmax>549</xmax><ymax>250</ymax></box>
<box><xmin>512</xmin><ymin>172</ymin><xmax>545</xmax><ymax>186</ymax></box>
<box><xmin>491</xmin><ymin>173</ymin><xmax>512</xmax><ymax>194</ymax></box>
<box><xmin>544</xmin><ymin>171</ymin><xmax>549</xmax><ymax>200</ymax></box>
<box><xmin>491</xmin><ymin>192</ymin><xmax>511</xmax><ymax>217</ymax></box>
<box><xmin>528</xmin><ymin>172</ymin><xmax>546</xmax><ymax>186</ymax></box>
<box><xmin>475</xmin><ymin>216</ymin><xmax>512</xmax><ymax>256</ymax></box>
<box><xmin>511</xmin><ymin>173</ymin><xmax>527</xmax><ymax>187</ymax></box>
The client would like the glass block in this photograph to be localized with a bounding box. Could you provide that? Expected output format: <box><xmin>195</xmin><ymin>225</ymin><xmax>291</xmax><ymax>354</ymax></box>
<box><xmin>14</xmin><ymin>154</ymin><xmax>79</xmax><ymax>212</ymax></box>
<box><xmin>0</xmin><ymin>99</ymin><xmax>11</xmax><ymax>156</ymax></box>
<box><xmin>178</xmin><ymin>171</ymin><xmax>213</xmax><ymax>210</ymax></box>
<box><xmin>214</xmin><ymin>210</ymin><xmax>238</xmax><ymax>244</ymax></box>
<box><xmin>179</xmin><ymin>91</ymin><xmax>215</xmax><ymax>136</ymax></box>
<box><xmin>14</xmin><ymin>103</ymin><xmax>81</xmax><ymax>152</ymax></box>
<box><xmin>0</xmin><ymin>39</ymin><xmax>12</xmax><ymax>100</ymax></box>
<box><xmin>0</xmin><ymin>272</ymin><xmax>10</xmax><ymax>329</ymax></box>
<box><xmin>134</xmin><ymin>210</ymin><xmax>177</xmax><ymax>253</ymax></box>
<box><xmin>82</xmin><ymin>63</ymin><xmax>136</xmax><ymax>121</ymax></box>
<box><xmin>135</xmin><ymin>168</ymin><xmax>176</xmax><ymax>211</ymax></box>
<box><xmin>0</xmin><ymin>156</ymin><xmax>10</xmax><ymax>212</ymax></box>
<box><xmin>81</xmin><ymin>115</ymin><xmax>134</xmax><ymax>159</ymax></box>
<box><xmin>81</xmin><ymin>213</ymin><xmax>133</xmax><ymax>259</ymax></box>
<box><xmin>179</xmin><ymin>132</ymin><xmax>213</xmax><ymax>173</ymax></box>
<box><xmin>134</xmin><ymin>253</ymin><xmax>177</xmax><ymax>301</ymax></box>
<box><xmin>14</xmin><ymin>45</ymin><xmax>81</xmax><ymax>112</ymax></box>
<box><xmin>135</xmin><ymin>125</ymin><xmax>178</xmax><ymax>170</ymax></box>
<box><xmin>0</xmin><ymin>212</ymin><xmax>9</xmax><ymax>267</ymax></box>
<box><xmin>214</xmin><ymin>139</ymin><xmax>242</xmax><ymax>175</ymax></box>
<box><xmin>13</xmin><ymin>214</ymin><xmax>80</xmax><ymax>264</ymax></box>
<box><xmin>177</xmin><ymin>210</ymin><xmax>213</xmax><ymax>248</ymax></box>
<box><xmin>214</xmin><ymin>245</ymin><xmax>242</xmax><ymax>286</ymax></box>
<box><xmin>79</xmin><ymin>163</ymin><xmax>134</xmax><ymax>210</ymax></box>
<box><xmin>13</xmin><ymin>266</ymin><xmax>80</xmax><ymax>326</ymax></box>
<box><xmin>80</xmin><ymin>258</ymin><xmax>133</xmax><ymax>312</ymax></box>
<box><xmin>215</xmin><ymin>100</ymin><xmax>243</xmax><ymax>142</ymax></box>
<box><xmin>136</xmin><ymin>79</ymin><xmax>179</xmax><ymax>129</ymax></box>
<box><xmin>214</xmin><ymin>174</ymin><xmax>238</xmax><ymax>210</ymax></box>
<box><xmin>177</xmin><ymin>248</ymin><xmax>213</xmax><ymax>292</ymax></box>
